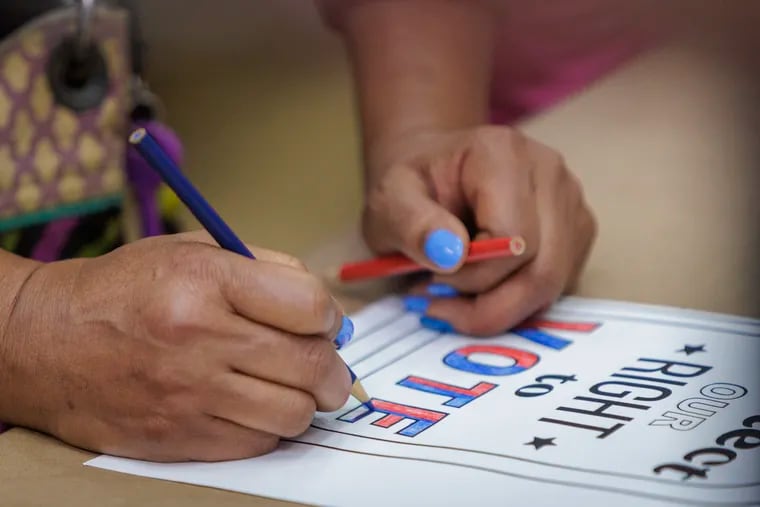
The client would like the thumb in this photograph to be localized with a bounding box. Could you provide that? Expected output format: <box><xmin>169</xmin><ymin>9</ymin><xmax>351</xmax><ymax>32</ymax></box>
<box><xmin>363</xmin><ymin>166</ymin><xmax>470</xmax><ymax>272</ymax></box>
<box><xmin>171</xmin><ymin>230</ymin><xmax>309</xmax><ymax>270</ymax></box>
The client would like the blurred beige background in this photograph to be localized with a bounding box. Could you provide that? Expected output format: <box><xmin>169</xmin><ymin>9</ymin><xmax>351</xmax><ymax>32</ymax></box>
<box><xmin>133</xmin><ymin>1</ymin><xmax>760</xmax><ymax>316</ymax></box>
<box><xmin>2</xmin><ymin>6</ymin><xmax>759</xmax><ymax>505</ymax></box>
<box><xmin>136</xmin><ymin>0</ymin><xmax>363</xmax><ymax>257</ymax></box>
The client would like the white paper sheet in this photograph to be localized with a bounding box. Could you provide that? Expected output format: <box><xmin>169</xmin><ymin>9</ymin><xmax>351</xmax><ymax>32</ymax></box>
<box><xmin>87</xmin><ymin>296</ymin><xmax>760</xmax><ymax>506</ymax></box>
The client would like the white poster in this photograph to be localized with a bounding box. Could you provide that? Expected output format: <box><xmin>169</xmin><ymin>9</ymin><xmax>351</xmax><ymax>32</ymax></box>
<box><xmin>87</xmin><ymin>297</ymin><xmax>760</xmax><ymax>506</ymax></box>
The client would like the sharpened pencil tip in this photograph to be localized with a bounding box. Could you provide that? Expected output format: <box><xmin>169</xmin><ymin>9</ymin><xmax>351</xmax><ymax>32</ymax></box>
<box><xmin>351</xmin><ymin>380</ymin><xmax>371</xmax><ymax>406</ymax></box>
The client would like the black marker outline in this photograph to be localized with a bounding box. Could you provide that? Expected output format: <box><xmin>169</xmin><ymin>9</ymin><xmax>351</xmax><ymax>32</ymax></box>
<box><xmin>321</xmin><ymin>302</ymin><xmax>760</xmax><ymax>501</ymax></box>
<box><xmin>349</xmin><ymin>308</ymin><xmax>408</xmax><ymax>343</ymax></box>
<box><xmin>547</xmin><ymin>308</ymin><xmax>760</xmax><ymax>338</ymax></box>
<box><xmin>347</xmin><ymin>318</ymin><xmax>423</xmax><ymax>368</ymax></box>
<box><xmin>553</xmin><ymin>296</ymin><xmax>760</xmax><ymax>329</ymax></box>
<box><xmin>283</xmin><ymin>439</ymin><xmax>760</xmax><ymax>506</ymax></box>
<box><xmin>357</xmin><ymin>330</ymin><xmax>441</xmax><ymax>380</ymax></box>
<box><xmin>308</xmin><ymin>423</ymin><xmax>760</xmax><ymax>489</ymax></box>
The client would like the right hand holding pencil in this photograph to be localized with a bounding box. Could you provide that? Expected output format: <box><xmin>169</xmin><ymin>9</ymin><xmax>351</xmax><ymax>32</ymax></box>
<box><xmin>0</xmin><ymin>231</ymin><xmax>352</xmax><ymax>462</ymax></box>
<box><xmin>362</xmin><ymin>126</ymin><xmax>597</xmax><ymax>335</ymax></box>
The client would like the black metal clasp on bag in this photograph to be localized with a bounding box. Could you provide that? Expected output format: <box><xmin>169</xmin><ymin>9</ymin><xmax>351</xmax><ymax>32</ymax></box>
<box><xmin>47</xmin><ymin>0</ymin><xmax>109</xmax><ymax>112</ymax></box>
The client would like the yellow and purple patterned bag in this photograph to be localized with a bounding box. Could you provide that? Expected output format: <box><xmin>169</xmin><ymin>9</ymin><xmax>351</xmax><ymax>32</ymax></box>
<box><xmin>0</xmin><ymin>1</ymin><xmax>180</xmax><ymax>261</ymax></box>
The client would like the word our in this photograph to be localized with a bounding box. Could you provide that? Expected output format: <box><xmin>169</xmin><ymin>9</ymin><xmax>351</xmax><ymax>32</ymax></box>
<box><xmin>649</xmin><ymin>382</ymin><xmax>749</xmax><ymax>432</ymax></box>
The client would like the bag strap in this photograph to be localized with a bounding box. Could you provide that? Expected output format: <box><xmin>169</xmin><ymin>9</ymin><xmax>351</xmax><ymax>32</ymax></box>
<box><xmin>115</xmin><ymin>0</ymin><xmax>144</xmax><ymax>76</ymax></box>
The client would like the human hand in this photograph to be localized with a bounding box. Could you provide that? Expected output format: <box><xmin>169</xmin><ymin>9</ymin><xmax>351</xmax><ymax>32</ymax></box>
<box><xmin>362</xmin><ymin>126</ymin><xmax>596</xmax><ymax>335</ymax></box>
<box><xmin>1</xmin><ymin>231</ymin><xmax>352</xmax><ymax>461</ymax></box>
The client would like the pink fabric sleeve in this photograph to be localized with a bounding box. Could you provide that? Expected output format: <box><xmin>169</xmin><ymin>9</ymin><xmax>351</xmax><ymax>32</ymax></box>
<box><xmin>317</xmin><ymin>0</ymin><xmax>657</xmax><ymax>125</ymax></box>
<box><xmin>316</xmin><ymin>0</ymin><xmax>498</xmax><ymax>30</ymax></box>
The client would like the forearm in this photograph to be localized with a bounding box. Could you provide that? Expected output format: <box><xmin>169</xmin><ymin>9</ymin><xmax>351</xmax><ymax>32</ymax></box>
<box><xmin>328</xmin><ymin>0</ymin><xmax>498</xmax><ymax>179</ymax></box>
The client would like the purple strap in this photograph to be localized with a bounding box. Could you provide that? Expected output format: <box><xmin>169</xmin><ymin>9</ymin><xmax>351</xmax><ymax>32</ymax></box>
<box><xmin>125</xmin><ymin>121</ymin><xmax>184</xmax><ymax>237</ymax></box>
<box><xmin>30</xmin><ymin>217</ymin><xmax>80</xmax><ymax>262</ymax></box>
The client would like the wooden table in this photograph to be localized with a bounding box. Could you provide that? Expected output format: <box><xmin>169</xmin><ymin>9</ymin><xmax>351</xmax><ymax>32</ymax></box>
<box><xmin>2</xmin><ymin>43</ymin><xmax>758</xmax><ymax>507</ymax></box>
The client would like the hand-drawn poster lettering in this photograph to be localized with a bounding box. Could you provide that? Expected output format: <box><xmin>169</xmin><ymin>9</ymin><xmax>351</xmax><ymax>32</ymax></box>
<box><xmin>87</xmin><ymin>297</ymin><xmax>760</xmax><ymax>507</ymax></box>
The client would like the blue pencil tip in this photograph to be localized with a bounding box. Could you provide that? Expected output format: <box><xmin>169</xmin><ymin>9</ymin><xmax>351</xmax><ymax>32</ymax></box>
<box><xmin>362</xmin><ymin>400</ymin><xmax>375</xmax><ymax>411</ymax></box>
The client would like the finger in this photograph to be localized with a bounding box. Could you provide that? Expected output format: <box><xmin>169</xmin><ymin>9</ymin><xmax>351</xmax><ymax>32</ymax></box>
<box><xmin>436</xmin><ymin>129</ymin><xmax>540</xmax><ymax>292</ymax></box>
<box><xmin>190</xmin><ymin>417</ymin><xmax>280</xmax><ymax>462</ymax></box>
<box><xmin>423</xmin><ymin>267</ymin><xmax>557</xmax><ymax>336</ymax></box>
<box><xmin>216</xmin><ymin>254</ymin><xmax>342</xmax><ymax>336</ymax></box>
<box><xmin>86</xmin><ymin>410</ymin><xmax>279</xmax><ymax>462</ymax></box>
<box><xmin>245</xmin><ymin>247</ymin><xmax>309</xmax><ymax>271</ymax></box>
<box><xmin>402</xmin><ymin>280</ymin><xmax>459</xmax><ymax>315</ymax></box>
<box><xmin>170</xmin><ymin>231</ymin><xmax>343</xmax><ymax>338</ymax></box>
<box><xmin>145</xmin><ymin>269</ymin><xmax>344</xmax><ymax>367</ymax></box>
<box><xmin>225</xmin><ymin>320</ymin><xmax>352</xmax><ymax>410</ymax></box>
<box><xmin>172</xmin><ymin>230</ymin><xmax>309</xmax><ymax>270</ymax></box>
<box><xmin>431</xmin><ymin>260</ymin><xmax>515</xmax><ymax>295</ymax></box>
<box><xmin>406</xmin><ymin>281</ymin><xmax>459</xmax><ymax>298</ymax></box>
<box><xmin>363</xmin><ymin>164</ymin><xmax>470</xmax><ymax>272</ymax></box>
<box><xmin>423</xmin><ymin>153</ymin><xmax>574</xmax><ymax>336</ymax></box>
<box><xmin>205</xmin><ymin>372</ymin><xmax>318</xmax><ymax>438</ymax></box>
<box><xmin>463</xmin><ymin>129</ymin><xmax>539</xmax><ymax>249</ymax></box>
<box><xmin>430</xmin><ymin>233</ymin><xmax>534</xmax><ymax>294</ymax></box>
<box><xmin>405</xmin><ymin>258</ymin><xmax>509</xmax><ymax>297</ymax></box>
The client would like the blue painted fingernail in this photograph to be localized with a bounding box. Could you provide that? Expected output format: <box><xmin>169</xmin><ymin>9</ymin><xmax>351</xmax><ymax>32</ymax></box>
<box><xmin>426</xmin><ymin>283</ymin><xmax>459</xmax><ymax>298</ymax></box>
<box><xmin>424</xmin><ymin>229</ymin><xmax>464</xmax><ymax>269</ymax></box>
<box><xmin>420</xmin><ymin>316</ymin><xmax>455</xmax><ymax>334</ymax></box>
<box><xmin>403</xmin><ymin>295</ymin><xmax>430</xmax><ymax>313</ymax></box>
<box><xmin>334</xmin><ymin>316</ymin><xmax>354</xmax><ymax>349</ymax></box>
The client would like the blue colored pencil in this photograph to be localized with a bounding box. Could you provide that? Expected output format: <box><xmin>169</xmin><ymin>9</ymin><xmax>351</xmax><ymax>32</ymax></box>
<box><xmin>129</xmin><ymin>127</ymin><xmax>370</xmax><ymax>406</ymax></box>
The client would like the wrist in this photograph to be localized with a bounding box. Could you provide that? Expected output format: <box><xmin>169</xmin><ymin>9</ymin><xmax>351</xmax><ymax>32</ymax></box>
<box><xmin>0</xmin><ymin>253</ymin><xmax>42</xmax><ymax>343</ymax></box>
<box><xmin>0</xmin><ymin>256</ymin><xmax>83</xmax><ymax>433</ymax></box>
<box><xmin>337</xmin><ymin>1</ymin><xmax>496</xmax><ymax>187</ymax></box>
<box><xmin>364</xmin><ymin>127</ymin><xmax>465</xmax><ymax>189</ymax></box>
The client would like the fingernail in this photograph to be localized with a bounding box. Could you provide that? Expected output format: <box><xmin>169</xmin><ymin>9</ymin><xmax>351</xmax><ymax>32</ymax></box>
<box><xmin>424</xmin><ymin>229</ymin><xmax>464</xmax><ymax>269</ymax></box>
<box><xmin>420</xmin><ymin>315</ymin><xmax>455</xmax><ymax>334</ymax></box>
<box><xmin>426</xmin><ymin>283</ymin><xmax>459</xmax><ymax>298</ymax></box>
<box><xmin>403</xmin><ymin>295</ymin><xmax>430</xmax><ymax>313</ymax></box>
<box><xmin>334</xmin><ymin>316</ymin><xmax>355</xmax><ymax>349</ymax></box>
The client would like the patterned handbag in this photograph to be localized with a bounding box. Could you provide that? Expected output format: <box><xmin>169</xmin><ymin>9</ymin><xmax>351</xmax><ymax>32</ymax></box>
<box><xmin>0</xmin><ymin>1</ymin><xmax>181</xmax><ymax>261</ymax></box>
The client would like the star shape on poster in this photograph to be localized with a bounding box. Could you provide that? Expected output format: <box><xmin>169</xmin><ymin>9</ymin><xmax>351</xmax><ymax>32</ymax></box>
<box><xmin>524</xmin><ymin>437</ymin><xmax>556</xmax><ymax>450</ymax></box>
<box><xmin>677</xmin><ymin>344</ymin><xmax>705</xmax><ymax>355</ymax></box>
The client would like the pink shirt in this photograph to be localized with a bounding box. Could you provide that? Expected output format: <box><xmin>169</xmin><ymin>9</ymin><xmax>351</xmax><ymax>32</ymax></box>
<box><xmin>321</xmin><ymin>0</ymin><xmax>660</xmax><ymax>123</ymax></box>
<box><xmin>488</xmin><ymin>1</ymin><xmax>658</xmax><ymax>123</ymax></box>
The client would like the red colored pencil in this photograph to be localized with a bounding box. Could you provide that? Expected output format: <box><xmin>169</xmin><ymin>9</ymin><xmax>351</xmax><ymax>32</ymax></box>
<box><xmin>338</xmin><ymin>236</ymin><xmax>526</xmax><ymax>282</ymax></box>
